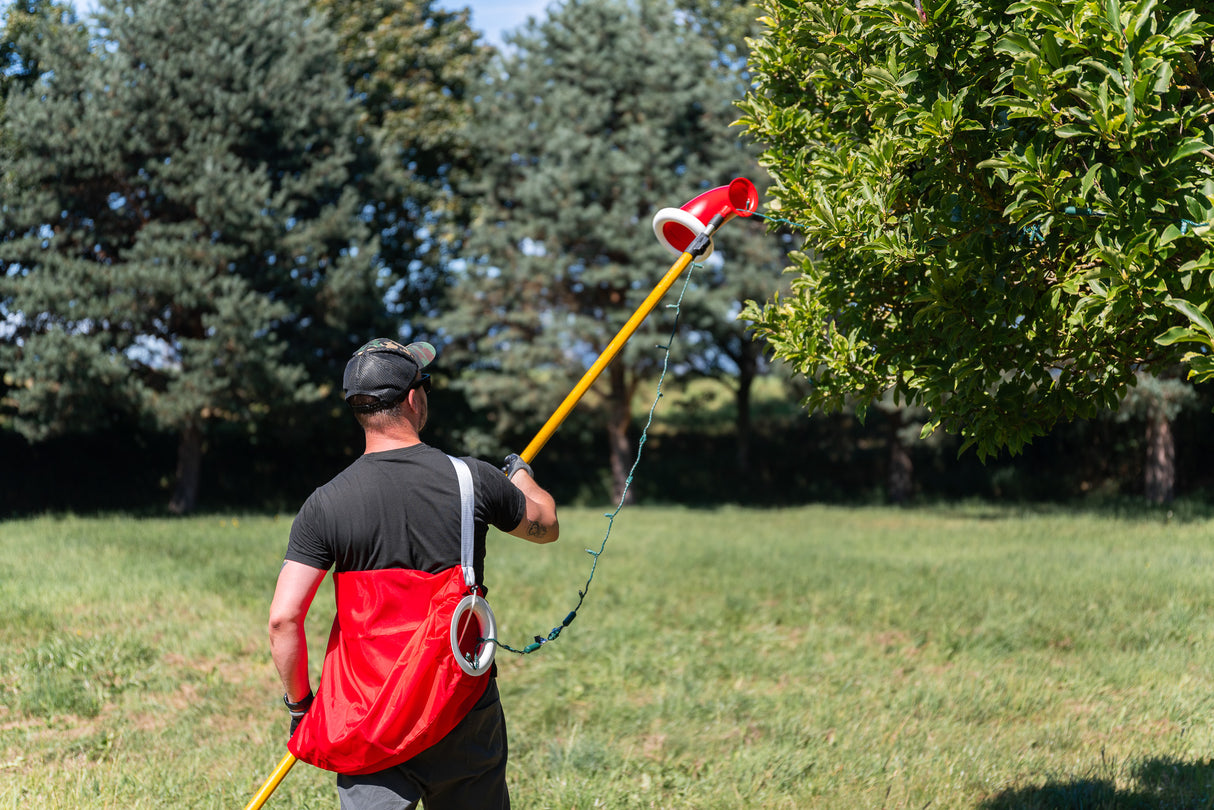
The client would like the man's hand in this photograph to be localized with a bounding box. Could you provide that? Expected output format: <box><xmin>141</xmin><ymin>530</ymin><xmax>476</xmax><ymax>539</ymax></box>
<box><xmin>285</xmin><ymin>690</ymin><xmax>314</xmax><ymax>740</ymax></box>
<box><xmin>502</xmin><ymin>453</ymin><xmax>534</xmax><ymax>480</ymax></box>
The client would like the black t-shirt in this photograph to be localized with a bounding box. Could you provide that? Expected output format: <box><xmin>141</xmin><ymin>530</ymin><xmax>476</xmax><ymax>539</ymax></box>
<box><xmin>286</xmin><ymin>443</ymin><xmax>526</xmax><ymax>585</ymax></box>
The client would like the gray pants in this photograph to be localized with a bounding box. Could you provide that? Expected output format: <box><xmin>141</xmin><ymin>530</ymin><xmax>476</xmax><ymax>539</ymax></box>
<box><xmin>336</xmin><ymin>680</ymin><xmax>510</xmax><ymax>810</ymax></box>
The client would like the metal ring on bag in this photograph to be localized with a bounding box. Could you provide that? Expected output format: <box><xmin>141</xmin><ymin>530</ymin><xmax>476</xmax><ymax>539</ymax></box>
<box><xmin>451</xmin><ymin>593</ymin><xmax>497</xmax><ymax>676</ymax></box>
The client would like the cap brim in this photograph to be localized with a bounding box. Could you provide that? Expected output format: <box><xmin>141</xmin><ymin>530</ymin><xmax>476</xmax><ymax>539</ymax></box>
<box><xmin>405</xmin><ymin>341</ymin><xmax>436</xmax><ymax>369</ymax></box>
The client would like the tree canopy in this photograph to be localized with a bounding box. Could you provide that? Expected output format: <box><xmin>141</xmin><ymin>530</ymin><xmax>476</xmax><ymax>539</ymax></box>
<box><xmin>313</xmin><ymin>0</ymin><xmax>493</xmax><ymax>320</ymax></box>
<box><xmin>0</xmin><ymin>0</ymin><xmax>381</xmax><ymax>512</ymax></box>
<box><xmin>739</xmin><ymin>0</ymin><xmax>1214</xmax><ymax>457</ymax></box>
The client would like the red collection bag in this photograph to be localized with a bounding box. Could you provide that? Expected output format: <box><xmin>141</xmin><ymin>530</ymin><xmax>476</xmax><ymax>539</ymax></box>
<box><xmin>288</xmin><ymin>565</ymin><xmax>490</xmax><ymax>775</ymax></box>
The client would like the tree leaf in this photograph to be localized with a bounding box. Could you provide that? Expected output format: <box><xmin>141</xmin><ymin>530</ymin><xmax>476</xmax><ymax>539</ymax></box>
<box><xmin>1080</xmin><ymin>162</ymin><xmax>1103</xmax><ymax>198</ymax></box>
<box><xmin>996</xmin><ymin>32</ymin><xmax>1040</xmax><ymax>57</ymax></box>
<box><xmin>1163</xmin><ymin>298</ymin><xmax>1214</xmax><ymax>337</ymax></box>
<box><xmin>1106</xmin><ymin>0</ymin><xmax>1122</xmax><ymax>37</ymax></box>
<box><xmin>1155</xmin><ymin>326</ymin><xmax>1211</xmax><ymax>348</ymax></box>
<box><xmin>1167</xmin><ymin>138</ymin><xmax>1211</xmax><ymax>165</ymax></box>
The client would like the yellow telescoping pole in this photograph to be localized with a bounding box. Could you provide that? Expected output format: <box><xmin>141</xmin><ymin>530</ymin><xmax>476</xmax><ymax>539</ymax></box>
<box><xmin>243</xmin><ymin>753</ymin><xmax>297</xmax><ymax>810</ymax></box>
<box><xmin>517</xmin><ymin>178</ymin><xmax>757</xmax><ymax>462</ymax></box>
<box><xmin>519</xmin><ymin>248</ymin><xmax>696</xmax><ymax>464</ymax></box>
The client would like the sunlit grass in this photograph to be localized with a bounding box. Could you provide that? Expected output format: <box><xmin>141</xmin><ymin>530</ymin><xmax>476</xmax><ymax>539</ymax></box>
<box><xmin>3</xmin><ymin>506</ymin><xmax>1214</xmax><ymax>808</ymax></box>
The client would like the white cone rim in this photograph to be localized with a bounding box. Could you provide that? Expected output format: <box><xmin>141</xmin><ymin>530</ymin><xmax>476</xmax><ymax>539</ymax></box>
<box><xmin>451</xmin><ymin>594</ymin><xmax>497</xmax><ymax>677</ymax></box>
<box><xmin>651</xmin><ymin>207</ymin><xmax>715</xmax><ymax>260</ymax></box>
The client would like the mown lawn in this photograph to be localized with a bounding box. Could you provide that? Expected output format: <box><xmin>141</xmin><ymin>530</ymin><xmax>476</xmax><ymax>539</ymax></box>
<box><xmin>2</xmin><ymin>505</ymin><xmax>1214</xmax><ymax>808</ymax></box>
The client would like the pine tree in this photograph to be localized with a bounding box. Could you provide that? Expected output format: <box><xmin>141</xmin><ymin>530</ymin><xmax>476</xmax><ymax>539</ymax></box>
<box><xmin>0</xmin><ymin>0</ymin><xmax>382</xmax><ymax>513</ymax></box>
<box><xmin>1</xmin><ymin>0</ymin><xmax>81</xmax><ymax>99</ymax></box>
<box><xmin>441</xmin><ymin>0</ymin><xmax>761</xmax><ymax>501</ymax></box>
<box><xmin>313</xmin><ymin>0</ymin><xmax>493</xmax><ymax>321</ymax></box>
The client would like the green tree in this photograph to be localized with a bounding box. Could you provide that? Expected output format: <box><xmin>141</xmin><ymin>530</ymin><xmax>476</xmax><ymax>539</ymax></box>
<box><xmin>737</xmin><ymin>0</ymin><xmax>1214</xmax><ymax>458</ymax></box>
<box><xmin>1</xmin><ymin>0</ymin><xmax>80</xmax><ymax>100</ymax></box>
<box><xmin>0</xmin><ymin>0</ymin><xmax>85</xmax><ymax>425</ymax></box>
<box><xmin>680</xmin><ymin>0</ymin><xmax>767</xmax><ymax>60</ymax></box>
<box><xmin>312</xmin><ymin>0</ymin><xmax>493</xmax><ymax>320</ymax></box>
<box><xmin>0</xmin><ymin>0</ymin><xmax>382</xmax><ymax>513</ymax></box>
<box><xmin>441</xmin><ymin>0</ymin><xmax>760</xmax><ymax>500</ymax></box>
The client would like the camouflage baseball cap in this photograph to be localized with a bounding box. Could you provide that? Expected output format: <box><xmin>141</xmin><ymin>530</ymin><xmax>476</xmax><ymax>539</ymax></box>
<box><xmin>342</xmin><ymin>338</ymin><xmax>437</xmax><ymax>412</ymax></box>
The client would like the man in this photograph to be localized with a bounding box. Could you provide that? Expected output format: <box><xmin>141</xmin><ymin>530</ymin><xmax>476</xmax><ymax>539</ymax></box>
<box><xmin>268</xmin><ymin>337</ymin><xmax>559</xmax><ymax>810</ymax></box>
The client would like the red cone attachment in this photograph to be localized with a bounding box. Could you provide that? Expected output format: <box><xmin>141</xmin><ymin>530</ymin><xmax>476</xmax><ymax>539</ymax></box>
<box><xmin>651</xmin><ymin>178</ymin><xmax>758</xmax><ymax>259</ymax></box>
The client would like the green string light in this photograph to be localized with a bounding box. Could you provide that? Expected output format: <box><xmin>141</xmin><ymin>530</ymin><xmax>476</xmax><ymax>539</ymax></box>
<box><xmin>750</xmin><ymin>210</ymin><xmax>808</xmax><ymax>231</ymax></box>
<box><xmin>487</xmin><ymin>260</ymin><xmax>700</xmax><ymax>656</ymax></box>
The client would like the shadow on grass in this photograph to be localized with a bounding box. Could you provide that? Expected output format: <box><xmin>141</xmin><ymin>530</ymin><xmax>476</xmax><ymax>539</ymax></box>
<box><xmin>978</xmin><ymin>756</ymin><xmax>1214</xmax><ymax>810</ymax></box>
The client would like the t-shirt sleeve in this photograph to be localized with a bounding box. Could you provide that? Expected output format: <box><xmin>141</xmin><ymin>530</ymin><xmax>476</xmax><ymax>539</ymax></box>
<box><xmin>471</xmin><ymin>458</ymin><xmax>527</xmax><ymax>532</ymax></box>
<box><xmin>284</xmin><ymin>491</ymin><xmax>335</xmax><ymax>570</ymax></box>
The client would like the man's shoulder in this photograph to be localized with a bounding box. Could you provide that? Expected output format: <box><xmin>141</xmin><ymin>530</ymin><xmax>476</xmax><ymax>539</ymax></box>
<box><xmin>318</xmin><ymin>446</ymin><xmax>507</xmax><ymax>493</ymax></box>
<box><xmin>333</xmin><ymin>444</ymin><xmax>446</xmax><ymax>476</ymax></box>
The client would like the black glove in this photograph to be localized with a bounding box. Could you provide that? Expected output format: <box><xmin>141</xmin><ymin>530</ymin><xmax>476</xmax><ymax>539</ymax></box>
<box><xmin>502</xmin><ymin>453</ymin><xmax>534</xmax><ymax>480</ymax></box>
<box><xmin>284</xmin><ymin>690</ymin><xmax>313</xmax><ymax>739</ymax></box>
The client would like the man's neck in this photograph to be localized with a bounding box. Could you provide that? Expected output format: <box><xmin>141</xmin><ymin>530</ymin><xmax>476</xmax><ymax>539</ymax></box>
<box><xmin>363</xmin><ymin>429</ymin><xmax>422</xmax><ymax>455</ymax></box>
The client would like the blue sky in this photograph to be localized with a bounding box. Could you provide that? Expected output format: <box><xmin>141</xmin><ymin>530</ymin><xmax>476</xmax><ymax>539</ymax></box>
<box><xmin>74</xmin><ymin>0</ymin><xmax>552</xmax><ymax>50</ymax></box>
<box><xmin>451</xmin><ymin>0</ymin><xmax>551</xmax><ymax>48</ymax></box>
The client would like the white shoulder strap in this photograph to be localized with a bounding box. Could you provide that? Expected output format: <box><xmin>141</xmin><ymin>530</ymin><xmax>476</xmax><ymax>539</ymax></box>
<box><xmin>447</xmin><ymin>455</ymin><xmax>477</xmax><ymax>590</ymax></box>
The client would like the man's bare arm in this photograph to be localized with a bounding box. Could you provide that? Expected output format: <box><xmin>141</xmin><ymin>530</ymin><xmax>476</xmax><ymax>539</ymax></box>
<box><xmin>268</xmin><ymin>560</ymin><xmax>327</xmax><ymax>701</ymax></box>
<box><xmin>506</xmin><ymin>469</ymin><xmax>559</xmax><ymax>544</ymax></box>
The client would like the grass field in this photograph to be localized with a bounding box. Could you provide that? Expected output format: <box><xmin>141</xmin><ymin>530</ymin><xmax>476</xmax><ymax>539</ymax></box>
<box><xmin>3</xmin><ymin>504</ymin><xmax>1214</xmax><ymax>808</ymax></box>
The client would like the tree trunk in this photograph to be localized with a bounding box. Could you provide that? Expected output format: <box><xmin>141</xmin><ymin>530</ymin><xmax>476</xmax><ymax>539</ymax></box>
<box><xmin>169</xmin><ymin>421</ymin><xmax>204</xmax><ymax>515</ymax></box>
<box><xmin>1144</xmin><ymin>407</ymin><xmax>1175</xmax><ymax>504</ymax></box>
<box><xmin>606</xmin><ymin>364</ymin><xmax>634</xmax><ymax>505</ymax></box>
<box><xmin>887</xmin><ymin>410</ymin><xmax>913</xmax><ymax>504</ymax></box>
